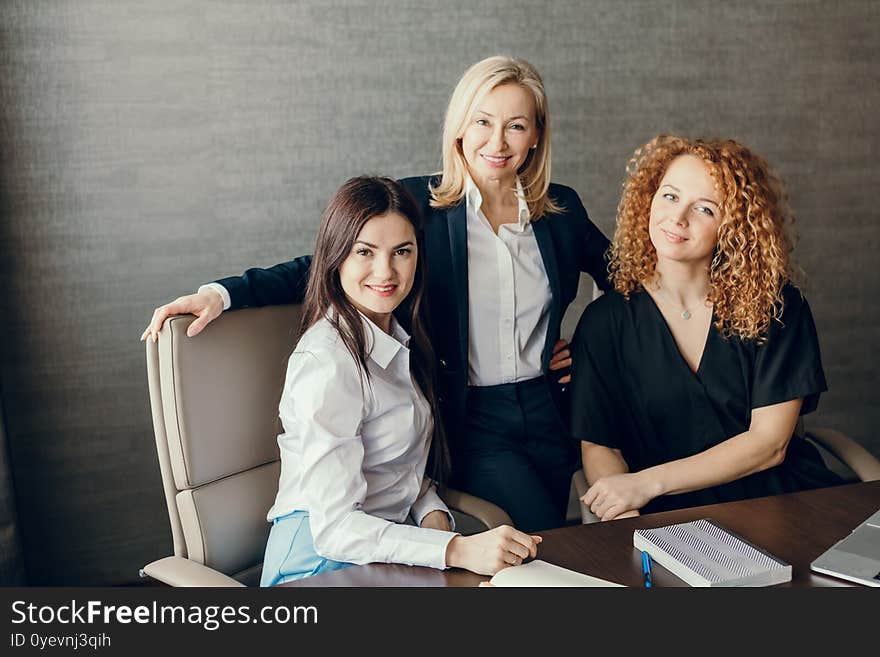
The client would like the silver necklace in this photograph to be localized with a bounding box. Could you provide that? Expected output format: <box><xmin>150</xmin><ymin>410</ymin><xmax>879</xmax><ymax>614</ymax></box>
<box><xmin>652</xmin><ymin>285</ymin><xmax>707</xmax><ymax>320</ymax></box>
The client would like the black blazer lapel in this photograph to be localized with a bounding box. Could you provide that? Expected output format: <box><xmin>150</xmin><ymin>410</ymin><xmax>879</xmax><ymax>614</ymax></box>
<box><xmin>446</xmin><ymin>203</ymin><xmax>469</xmax><ymax>370</ymax></box>
<box><xmin>532</xmin><ymin>218</ymin><xmax>562</xmax><ymax>368</ymax></box>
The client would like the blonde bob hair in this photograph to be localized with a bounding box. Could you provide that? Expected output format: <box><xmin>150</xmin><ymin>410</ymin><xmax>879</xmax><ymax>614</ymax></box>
<box><xmin>608</xmin><ymin>135</ymin><xmax>798</xmax><ymax>341</ymax></box>
<box><xmin>429</xmin><ymin>55</ymin><xmax>561</xmax><ymax>218</ymax></box>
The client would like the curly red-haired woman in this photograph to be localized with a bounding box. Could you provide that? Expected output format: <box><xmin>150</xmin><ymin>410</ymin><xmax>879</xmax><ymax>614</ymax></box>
<box><xmin>571</xmin><ymin>135</ymin><xmax>842</xmax><ymax>520</ymax></box>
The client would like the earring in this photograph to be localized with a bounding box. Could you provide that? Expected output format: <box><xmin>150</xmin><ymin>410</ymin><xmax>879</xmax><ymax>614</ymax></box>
<box><xmin>531</xmin><ymin>144</ymin><xmax>538</xmax><ymax>150</ymax></box>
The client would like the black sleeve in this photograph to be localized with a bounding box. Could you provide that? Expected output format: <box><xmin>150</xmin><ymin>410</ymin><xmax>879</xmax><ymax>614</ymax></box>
<box><xmin>752</xmin><ymin>287</ymin><xmax>827</xmax><ymax>414</ymax></box>
<box><xmin>568</xmin><ymin>190</ymin><xmax>612</xmax><ymax>291</ymax></box>
<box><xmin>569</xmin><ymin>302</ymin><xmax>622</xmax><ymax>448</ymax></box>
<box><xmin>216</xmin><ymin>254</ymin><xmax>313</xmax><ymax>310</ymax></box>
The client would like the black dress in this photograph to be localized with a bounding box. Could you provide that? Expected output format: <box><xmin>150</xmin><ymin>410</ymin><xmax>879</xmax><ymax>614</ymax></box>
<box><xmin>569</xmin><ymin>283</ymin><xmax>843</xmax><ymax>514</ymax></box>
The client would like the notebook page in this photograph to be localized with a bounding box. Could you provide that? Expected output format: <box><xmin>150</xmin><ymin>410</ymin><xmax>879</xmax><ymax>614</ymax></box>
<box><xmin>489</xmin><ymin>560</ymin><xmax>624</xmax><ymax>587</ymax></box>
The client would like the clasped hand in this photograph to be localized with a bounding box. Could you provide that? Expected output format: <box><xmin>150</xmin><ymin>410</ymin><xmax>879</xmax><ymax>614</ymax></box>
<box><xmin>446</xmin><ymin>525</ymin><xmax>542</xmax><ymax>576</ymax></box>
<box><xmin>421</xmin><ymin>512</ymin><xmax>542</xmax><ymax>576</ymax></box>
<box><xmin>581</xmin><ymin>472</ymin><xmax>654</xmax><ymax>521</ymax></box>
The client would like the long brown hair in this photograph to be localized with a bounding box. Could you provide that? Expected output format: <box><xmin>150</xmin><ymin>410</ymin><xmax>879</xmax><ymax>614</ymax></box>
<box><xmin>301</xmin><ymin>176</ymin><xmax>450</xmax><ymax>481</ymax></box>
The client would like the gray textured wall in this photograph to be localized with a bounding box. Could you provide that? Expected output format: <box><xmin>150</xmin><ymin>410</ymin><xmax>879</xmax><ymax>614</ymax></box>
<box><xmin>0</xmin><ymin>1</ymin><xmax>877</xmax><ymax>584</ymax></box>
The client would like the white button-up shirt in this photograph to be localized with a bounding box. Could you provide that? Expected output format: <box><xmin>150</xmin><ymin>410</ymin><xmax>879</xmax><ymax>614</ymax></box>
<box><xmin>267</xmin><ymin>313</ymin><xmax>456</xmax><ymax>569</ymax></box>
<box><xmin>465</xmin><ymin>175</ymin><xmax>553</xmax><ymax>386</ymax></box>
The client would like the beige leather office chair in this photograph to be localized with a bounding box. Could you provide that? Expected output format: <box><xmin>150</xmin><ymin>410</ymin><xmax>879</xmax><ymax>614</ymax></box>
<box><xmin>571</xmin><ymin>420</ymin><xmax>880</xmax><ymax>524</ymax></box>
<box><xmin>141</xmin><ymin>305</ymin><xmax>512</xmax><ymax>587</ymax></box>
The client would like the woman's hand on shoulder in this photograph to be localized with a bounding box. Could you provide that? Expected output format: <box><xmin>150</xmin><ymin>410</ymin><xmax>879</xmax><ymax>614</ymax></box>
<box><xmin>445</xmin><ymin>525</ymin><xmax>542</xmax><ymax>576</ymax></box>
<box><xmin>581</xmin><ymin>472</ymin><xmax>658</xmax><ymax>521</ymax></box>
<box><xmin>141</xmin><ymin>288</ymin><xmax>224</xmax><ymax>342</ymax></box>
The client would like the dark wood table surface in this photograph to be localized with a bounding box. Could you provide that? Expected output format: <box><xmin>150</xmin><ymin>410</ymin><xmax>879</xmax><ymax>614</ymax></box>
<box><xmin>280</xmin><ymin>480</ymin><xmax>880</xmax><ymax>587</ymax></box>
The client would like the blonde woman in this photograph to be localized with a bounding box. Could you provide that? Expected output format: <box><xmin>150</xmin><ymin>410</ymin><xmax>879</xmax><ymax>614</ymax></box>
<box><xmin>571</xmin><ymin>136</ymin><xmax>842</xmax><ymax>521</ymax></box>
<box><xmin>143</xmin><ymin>56</ymin><xmax>611</xmax><ymax>532</ymax></box>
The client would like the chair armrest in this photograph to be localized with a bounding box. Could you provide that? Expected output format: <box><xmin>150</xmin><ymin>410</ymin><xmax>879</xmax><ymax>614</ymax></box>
<box><xmin>571</xmin><ymin>469</ymin><xmax>600</xmax><ymax>524</ymax></box>
<box><xmin>441</xmin><ymin>488</ymin><xmax>512</xmax><ymax>529</ymax></box>
<box><xmin>806</xmin><ymin>427</ymin><xmax>880</xmax><ymax>482</ymax></box>
<box><xmin>141</xmin><ymin>556</ymin><xmax>246</xmax><ymax>587</ymax></box>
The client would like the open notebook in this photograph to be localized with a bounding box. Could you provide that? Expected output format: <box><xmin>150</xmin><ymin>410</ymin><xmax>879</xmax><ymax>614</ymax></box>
<box><xmin>488</xmin><ymin>560</ymin><xmax>624</xmax><ymax>587</ymax></box>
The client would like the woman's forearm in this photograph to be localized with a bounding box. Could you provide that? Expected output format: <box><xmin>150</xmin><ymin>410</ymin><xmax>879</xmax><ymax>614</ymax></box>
<box><xmin>218</xmin><ymin>255</ymin><xmax>313</xmax><ymax>309</ymax></box>
<box><xmin>581</xmin><ymin>441</ymin><xmax>629</xmax><ymax>484</ymax></box>
<box><xmin>640</xmin><ymin>399</ymin><xmax>802</xmax><ymax>497</ymax></box>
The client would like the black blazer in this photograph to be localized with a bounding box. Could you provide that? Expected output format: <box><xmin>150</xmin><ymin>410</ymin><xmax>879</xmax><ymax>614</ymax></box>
<box><xmin>218</xmin><ymin>175</ymin><xmax>611</xmax><ymax>436</ymax></box>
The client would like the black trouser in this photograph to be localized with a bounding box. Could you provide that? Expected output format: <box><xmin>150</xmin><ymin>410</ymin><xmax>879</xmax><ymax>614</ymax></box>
<box><xmin>449</xmin><ymin>375</ymin><xmax>578</xmax><ymax>533</ymax></box>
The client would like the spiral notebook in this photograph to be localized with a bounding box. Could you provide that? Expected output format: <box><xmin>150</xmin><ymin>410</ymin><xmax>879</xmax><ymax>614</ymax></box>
<box><xmin>633</xmin><ymin>518</ymin><xmax>792</xmax><ymax>587</ymax></box>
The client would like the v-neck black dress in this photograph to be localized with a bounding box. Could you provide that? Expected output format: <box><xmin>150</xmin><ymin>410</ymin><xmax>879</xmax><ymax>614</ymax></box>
<box><xmin>570</xmin><ymin>284</ymin><xmax>842</xmax><ymax>514</ymax></box>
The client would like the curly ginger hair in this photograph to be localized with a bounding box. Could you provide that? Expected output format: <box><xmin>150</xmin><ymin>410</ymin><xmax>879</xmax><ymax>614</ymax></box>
<box><xmin>608</xmin><ymin>135</ymin><xmax>799</xmax><ymax>341</ymax></box>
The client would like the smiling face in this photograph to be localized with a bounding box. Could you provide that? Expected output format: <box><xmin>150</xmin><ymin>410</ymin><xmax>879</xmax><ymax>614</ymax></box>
<box><xmin>459</xmin><ymin>82</ymin><xmax>539</xmax><ymax>187</ymax></box>
<box><xmin>648</xmin><ymin>154</ymin><xmax>723</xmax><ymax>269</ymax></box>
<box><xmin>337</xmin><ymin>211</ymin><xmax>417</xmax><ymax>332</ymax></box>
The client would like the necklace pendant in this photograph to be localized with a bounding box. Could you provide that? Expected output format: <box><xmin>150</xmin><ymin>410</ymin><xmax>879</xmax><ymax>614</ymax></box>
<box><xmin>681</xmin><ymin>310</ymin><xmax>692</xmax><ymax>320</ymax></box>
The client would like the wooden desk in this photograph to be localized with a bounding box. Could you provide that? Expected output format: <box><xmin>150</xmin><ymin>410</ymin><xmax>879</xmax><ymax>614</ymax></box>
<box><xmin>281</xmin><ymin>481</ymin><xmax>880</xmax><ymax>587</ymax></box>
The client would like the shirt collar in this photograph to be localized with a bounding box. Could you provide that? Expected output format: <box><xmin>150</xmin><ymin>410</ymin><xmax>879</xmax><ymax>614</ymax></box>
<box><xmin>464</xmin><ymin>174</ymin><xmax>531</xmax><ymax>227</ymax></box>
<box><xmin>361</xmin><ymin>312</ymin><xmax>410</xmax><ymax>369</ymax></box>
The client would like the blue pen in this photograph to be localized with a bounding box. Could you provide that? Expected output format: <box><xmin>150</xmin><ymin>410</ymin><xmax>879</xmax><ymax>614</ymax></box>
<box><xmin>641</xmin><ymin>550</ymin><xmax>653</xmax><ymax>588</ymax></box>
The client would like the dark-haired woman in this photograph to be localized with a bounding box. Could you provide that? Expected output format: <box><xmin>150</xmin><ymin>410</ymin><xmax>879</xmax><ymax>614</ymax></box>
<box><xmin>260</xmin><ymin>176</ymin><xmax>540</xmax><ymax>585</ymax></box>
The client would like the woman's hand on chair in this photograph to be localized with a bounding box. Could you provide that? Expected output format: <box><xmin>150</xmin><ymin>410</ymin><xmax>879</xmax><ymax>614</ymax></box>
<box><xmin>141</xmin><ymin>288</ymin><xmax>224</xmax><ymax>342</ymax></box>
<box><xmin>445</xmin><ymin>525</ymin><xmax>542</xmax><ymax>576</ymax></box>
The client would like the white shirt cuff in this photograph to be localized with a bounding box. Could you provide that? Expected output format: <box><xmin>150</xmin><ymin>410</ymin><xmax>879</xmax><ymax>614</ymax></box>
<box><xmin>198</xmin><ymin>283</ymin><xmax>231</xmax><ymax>311</ymax></box>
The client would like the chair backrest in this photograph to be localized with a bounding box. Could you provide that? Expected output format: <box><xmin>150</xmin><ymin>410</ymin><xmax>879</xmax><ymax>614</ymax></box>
<box><xmin>146</xmin><ymin>305</ymin><xmax>302</xmax><ymax>585</ymax></box>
